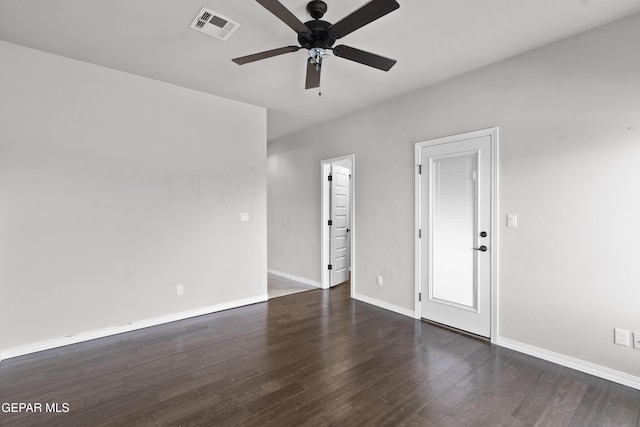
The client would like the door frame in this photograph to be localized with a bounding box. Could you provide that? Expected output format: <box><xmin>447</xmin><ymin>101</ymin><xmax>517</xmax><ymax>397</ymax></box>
<box><xmin>321</xmin><ymin>154</ymin><xmax>355</xmax><ymax>295</ymax></box>
<box><xmin>414</xmin><ymin>128</ymin><xmax>499</xmax><ymax>343</ymax></box>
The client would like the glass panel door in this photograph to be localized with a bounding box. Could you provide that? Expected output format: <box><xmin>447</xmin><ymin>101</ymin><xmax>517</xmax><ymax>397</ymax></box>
<box><xmin>430</xmin><ymin>152</ymin><xmax>478</xmax><ymax>310</ymax></box>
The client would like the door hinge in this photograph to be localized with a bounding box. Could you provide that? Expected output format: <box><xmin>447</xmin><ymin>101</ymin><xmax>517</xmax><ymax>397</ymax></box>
<box><xmin>328</xmin><ymin>220</ymin><xmax>333</xmax><ymax>226</ymax></box>
<box><xmin>417</xmin><ymin>164</ymin><xmax>422</xmax><ymax>175</ymax></box>
<box><xmin>418</xmin><ymin>229</ymin><xmax>422</xmax><ymax>238</ymax></box>
<box><xmin>328</xmin><ymin>174</ymin><xmax>333</xmax><ymax>181</ymax></box>
<box><xmin>328</xmin><ymin>264</ymin><xmax>333</xmax><ymax>270</ymax></box>
<box><xmin>419</xmin><ymin>292</ymin><xmax>422</xmax><ymax>302</ymax></box>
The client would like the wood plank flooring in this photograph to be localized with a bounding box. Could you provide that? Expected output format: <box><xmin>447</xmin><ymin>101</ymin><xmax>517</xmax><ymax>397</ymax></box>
<box><xmin>1</xmin><ymin>284</ymin><xmax>639</xmax><ymax>426</ymax></box>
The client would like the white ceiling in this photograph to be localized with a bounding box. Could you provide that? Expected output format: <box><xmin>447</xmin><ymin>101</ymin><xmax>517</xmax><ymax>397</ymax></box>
<box><xmin>1</xmin><ymin>0</ymin><xmax>640</xmax><ymax>140</ymax></box>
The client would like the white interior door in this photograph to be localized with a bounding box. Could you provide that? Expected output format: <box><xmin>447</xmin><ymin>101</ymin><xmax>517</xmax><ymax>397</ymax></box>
<box><xmin>419</xmin><ymin>134</ymin><xmax>493</xmax><ymax>337</ymax></box>
<box><xmin>330</xmin><ymin>164</ymin><xmax>350</xmax><ymax>286</ymax></box>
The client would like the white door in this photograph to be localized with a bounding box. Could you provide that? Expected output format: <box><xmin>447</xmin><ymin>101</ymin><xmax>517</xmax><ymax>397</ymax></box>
<box><xmin>418</xmin><ymin>133</ymin><xmax>493</xmax><ymax>337</ymax></box>
<box><xmin>330</xmin><ymin>165</ymin><xmax>350</xmax><ymax>286</ymax></box>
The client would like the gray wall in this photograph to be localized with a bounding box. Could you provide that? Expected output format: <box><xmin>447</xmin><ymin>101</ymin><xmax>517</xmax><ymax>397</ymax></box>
<box><xmin>0</xmin><ymin>41</ymin><xmax>267</xmax><ymax>352</ymax></box>
<box><xmin>267</xmin><ymin>14</ymin><xmax>640</xmax><ymax>377</ymax></box>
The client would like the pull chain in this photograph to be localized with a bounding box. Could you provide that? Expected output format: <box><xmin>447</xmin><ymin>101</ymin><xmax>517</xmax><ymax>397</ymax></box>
<box><xmin>317</xmin><ymin>58</ymin><xmax>322</xmax><ymax>96</ymax></box>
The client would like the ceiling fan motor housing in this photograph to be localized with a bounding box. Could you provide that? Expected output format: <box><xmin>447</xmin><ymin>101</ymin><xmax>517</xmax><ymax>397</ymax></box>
<box><xmin>298</xmin><ymin>19</ymin><xmax>336</xmax><ymax>49</ymax></box>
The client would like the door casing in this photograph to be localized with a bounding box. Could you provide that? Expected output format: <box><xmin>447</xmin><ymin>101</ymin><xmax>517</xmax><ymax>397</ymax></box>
<box><xmin>414</xmin><ymin>128</ymin><xmax>499</xmax><ymax>343</ymax></box>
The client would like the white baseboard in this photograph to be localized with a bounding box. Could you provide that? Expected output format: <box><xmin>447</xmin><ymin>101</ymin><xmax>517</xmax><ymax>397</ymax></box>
<box><xmin>497</xmin><ymin>336</ymin><xmax>640</xmax><ymax>391</ymax></box>
<box><xmin>0</xmin><ymin>294</ymin><xmax>269</xmax><ymax>362</ymax></box>
<box><xmin>267</xmin><ymin>269</ymin><xmax>321</xmax><ymax>288</ymax></box>
<box><xmin>352</xmin><ymin>292</ymin><xmax>415</xmax><ymax>318</ymax></box>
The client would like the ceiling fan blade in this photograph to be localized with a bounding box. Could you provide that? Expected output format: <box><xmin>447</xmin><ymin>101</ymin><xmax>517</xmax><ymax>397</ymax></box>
<box><xmin>232</xmin><ymin>46</ymin><xmax>300</xmax><ymax>65</ymax></box>
<box><xmin>256</xmin><ymin>0</ymin><xmax>310</xmax><ymax>34</ymax></box>
<box><xmin>329</xmin><ymin>0</ymin><xmax>399</xmax><ymax>39</ymax></box>
<box><xmin>333</xmin><ymin>45</ymin><xmax>396</xmax><ymax>71</ymax></box>
<box><xmin>305</xmin><ymin>59</ymin><xmax>322</xmax><ymax>89</ymax></box>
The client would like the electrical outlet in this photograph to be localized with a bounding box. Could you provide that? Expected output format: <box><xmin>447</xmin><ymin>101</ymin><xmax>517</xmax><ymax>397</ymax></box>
<box><xmin>614</xmin><ymin>328</ymin><xmax>630</xmax><ymax>346</ymax></box>
<box><xmin>376</xmin><ymin>275</ymin><xmax>383</xmax><ymax>286</ymax></box>
<box><xmin>633</xmin><ymin>332</ymin><xmax>640</xmax><ymax>349</ymax></box>
<box><xmin>177</xmin><ymin>284</ymin><xmax>184</xmax><ymax>296</ymax></box>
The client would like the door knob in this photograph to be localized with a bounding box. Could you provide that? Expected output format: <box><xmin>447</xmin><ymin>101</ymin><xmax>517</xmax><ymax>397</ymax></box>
<box><xmin>474</xmin><ymin>245</ymin><xmax>488</xmax><ymax>252</ymax></box>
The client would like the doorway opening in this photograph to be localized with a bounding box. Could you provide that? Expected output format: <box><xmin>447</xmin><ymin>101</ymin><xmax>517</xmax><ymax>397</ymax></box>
<box><xmin>415</xmin><ymin>128</ymin><xmax>498</xmax><ymax>342</ymax></box>
<box><xmin>321</xmin><ymin>155</ymin><xmax>355</xmax><ymax>296</ymax></box>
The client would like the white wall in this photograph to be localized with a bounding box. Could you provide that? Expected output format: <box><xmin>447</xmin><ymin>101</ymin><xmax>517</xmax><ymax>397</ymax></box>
<box><xmin>267</xmin><ymin>14</ymin><xmax>640</xmax><ymax>379</ymax></box>
<box><xmin>0</xmin><ymin>41</ymin><xmax>267</xmax><ymax>354</ymax></box>
<box><xmin>267</xmin><ymin>143</ymin><xmax>321</xmax><ymax>279</ymax></box>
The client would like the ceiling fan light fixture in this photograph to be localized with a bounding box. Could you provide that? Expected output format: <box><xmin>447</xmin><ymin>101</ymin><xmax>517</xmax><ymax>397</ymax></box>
<box><xmin>308</xmin><ymin>47</ymin><xmax>329</xmax><ymax>64</ymax></box>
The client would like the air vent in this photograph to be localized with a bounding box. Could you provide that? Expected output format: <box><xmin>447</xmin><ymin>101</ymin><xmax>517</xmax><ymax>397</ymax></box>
<box><xmin>190</xmin><ymin>7</ymin><xmax>240</xmax><ymax>41</ymax></box>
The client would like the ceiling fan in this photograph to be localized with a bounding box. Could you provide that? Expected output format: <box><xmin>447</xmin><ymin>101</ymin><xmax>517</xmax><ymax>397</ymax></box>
<box><xmin>232</xmin><ymin>0</ymin><xmax>400</xmax><ymax>90</ymax></box>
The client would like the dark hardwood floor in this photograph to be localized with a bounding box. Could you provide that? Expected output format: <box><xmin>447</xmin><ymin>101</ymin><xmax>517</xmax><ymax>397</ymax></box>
<box><xmin>1</xmin><ymin>284</ymin><xmax>639</xmax><ymax>426</ymax></box>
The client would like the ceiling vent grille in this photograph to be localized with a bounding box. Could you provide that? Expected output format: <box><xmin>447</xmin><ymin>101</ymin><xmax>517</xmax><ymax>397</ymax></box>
<box><xmin>190</xmin><ymin>7</ymin><xmax>240</xmax><ymax>41</ymax></box>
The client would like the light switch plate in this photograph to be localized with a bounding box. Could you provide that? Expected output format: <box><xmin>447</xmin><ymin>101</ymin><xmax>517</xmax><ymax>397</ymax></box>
<box><xmin>240</xmin><ymin>212</ymin><xmax>249</xmax><ymax>222</ymax></box>
<box><xmin>507</xmin><ymin>214</ymin><xmax>518</xmax><ymax>228</ymax></box>
<box><xmin>614</xmin><ymin>328</ymin><xmax>630</xmax><ymax>346</ymax></box>
<box><xmin>633</xmin><ymin>332</ymin><xmax>640</xmax><ymax>349</ymax></box>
